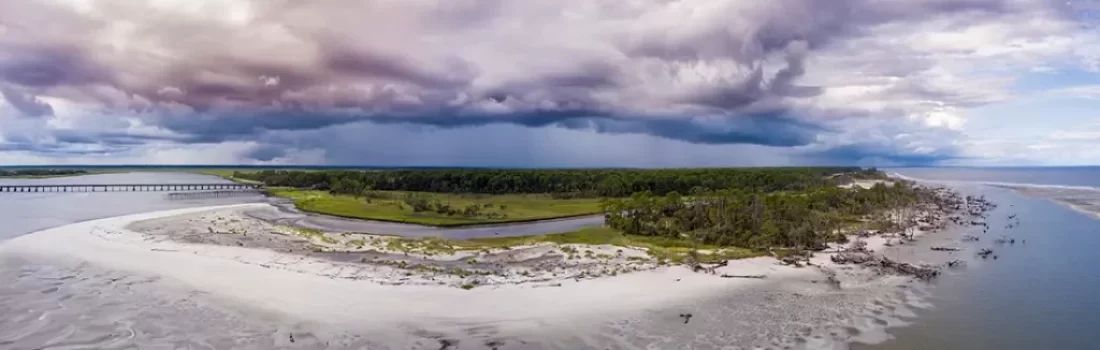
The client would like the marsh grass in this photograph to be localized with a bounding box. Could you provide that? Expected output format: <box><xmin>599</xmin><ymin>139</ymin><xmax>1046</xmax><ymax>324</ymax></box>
<box><xmin>280</xmin><ymin>225</ymin><xmax>338</xmax><ymax>245</ymax></box>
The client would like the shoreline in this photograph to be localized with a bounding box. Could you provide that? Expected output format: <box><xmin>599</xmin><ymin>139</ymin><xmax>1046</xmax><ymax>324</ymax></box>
<box><xmin>1054</xmin><ymin>199</ymin><xmax>1100</xmax><ymax>220</ymax></box>
<box><xmin>0</xmin><ymin>183</ymin><xmax>989</xmax><ymax>349</ymax></box>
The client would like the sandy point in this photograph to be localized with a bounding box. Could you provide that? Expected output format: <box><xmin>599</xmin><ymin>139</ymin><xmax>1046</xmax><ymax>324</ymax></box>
<box><xmin>0</xmin><ymin>204</ymin><xmax>817</xmax><ymax>335</ymax></box>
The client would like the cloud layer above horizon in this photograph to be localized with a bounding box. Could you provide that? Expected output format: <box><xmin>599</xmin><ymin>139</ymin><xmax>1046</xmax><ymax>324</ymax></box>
<box><xmin>1</xmin><ymin>0</ymin><xmax>1098</xmax><ymax>166</ymax></box>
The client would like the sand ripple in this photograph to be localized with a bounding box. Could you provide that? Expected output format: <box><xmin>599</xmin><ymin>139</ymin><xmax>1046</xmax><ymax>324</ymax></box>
<box><xmin>0</xmin><ymin>252</ymin><xmax>936</xmax><ymax>350</ymax></box>
<box><xmin>0</xmin><ymin>257</ymin><xmax>390</xmax><ymax>350</ymax></box>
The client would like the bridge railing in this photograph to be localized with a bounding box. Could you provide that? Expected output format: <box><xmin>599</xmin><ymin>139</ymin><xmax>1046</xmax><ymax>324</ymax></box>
<box><xmin>0</xmin><ymin>183</ymin><xmax>263</xmax><ymax>193</ymax></box>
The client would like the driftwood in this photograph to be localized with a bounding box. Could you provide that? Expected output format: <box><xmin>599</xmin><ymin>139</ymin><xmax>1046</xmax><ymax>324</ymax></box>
<box><xmin>977</xmin><ymin>248</ymin><xmax>994</xmax><ymax>259</ymax></box>
<box><xmin>780</xmin><ymin>256</ymin><xmax>804</xmax><ymax>267</ymax></box>
<box><xmin>931</xmin><ymin>246</ymin><xmax>962</xmax><ymax>252</ymax></box>
<box><xmin>831</xmin><ymin>251</ymin><xmax>875</xmax><ymax>264</ymax></box>
<box><xmin>720</xmin><ymin>274</ymin><xmax>767</xmax><ymax>279</ymax></box>
<box><xmin>962</xmin><ymin>235</ymin><xmax>980</xmax><ymax>242</ymax></box>
<box><xmin>946</xmin><ymin>260</ymin><xmax>965</xmax><ymax>268</ymax></box>
<box><xmin>691</xmin><ymin>260</ymin><xmax>729</xmax><ymax>274</ymax></box>
<box><xmin>831</xmin><ymin>252</ymin><xmax>940</xmax><ymax>280</ymax></box>
<box><xmin>849</xmin><ymin>240</ymin><xmax>869</xmax><ymax>252</ymax></box>
<box><xmin>679</xmin><ymin>313</ymin><xmax>693</xmax><ymax>324</ymax></box>
<box><xmin>864</xmin><ymin>257</ymin><xmax>940</xmax><ymax>280</ymax></box>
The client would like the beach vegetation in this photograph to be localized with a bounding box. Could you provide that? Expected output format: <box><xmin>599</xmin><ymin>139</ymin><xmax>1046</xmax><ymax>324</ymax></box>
<box><xmin>281</xmin><ymin>225</ymin><xmax>338</xmax><ymax>245</ymax></box>
<box><xmin>600</xmin><ymin>181</ymin><xmax>943</xmax><ymax>252</ymax></box>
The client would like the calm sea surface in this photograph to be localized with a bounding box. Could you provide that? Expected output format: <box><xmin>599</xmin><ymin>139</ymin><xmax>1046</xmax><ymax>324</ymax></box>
<box><xmin>0</xmin><ymin>172</ymin><xmax>258</xmax><ymax>240</ymax></box>
<box><xmin>2</xmin><ymin>169</ymin><xmax>1099</xmax><ymax>349</ymax></box>
<box><xmin>856</xmin><ymin>167</ymin><xmax>1100</xmax><ymax>350</ymax></box>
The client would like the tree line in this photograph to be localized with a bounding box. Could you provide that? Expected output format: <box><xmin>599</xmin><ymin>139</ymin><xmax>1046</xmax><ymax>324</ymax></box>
<box><xmin>602</xmin><ymin>181</ymin><xmax>943</xmax><ymax>250</ymax></box>
<box><xmin>234</xmin><ymin>167</ymin><xmax>871</xmax><ymax>197</ymax></box>
<box><xmin>0</xmin><ymin>169</ymin><xmax>88</xmax><ymax>177</ymax></box>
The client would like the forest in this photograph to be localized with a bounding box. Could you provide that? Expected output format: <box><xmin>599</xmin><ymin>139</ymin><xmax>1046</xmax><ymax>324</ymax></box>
<box><xmin>600</xmin><ymin>181</ymin><xmax>942</xmax><ymax>250</ymax></box>
<box><xmin>0</xmin><ymin>169</ymin><xmax>88</xmax><ymax>177</ymax></box>
<box><xmin>234</xmin><ymin>167</ymin><xmax>878</xmax><ymax>197</ymax></box>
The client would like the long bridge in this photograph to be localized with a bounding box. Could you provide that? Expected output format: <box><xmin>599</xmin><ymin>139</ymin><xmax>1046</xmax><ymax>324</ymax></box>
<box><xmin>0</xmin><ymin>183</ymin><xmax>262</xmax><ymax>193</ymax></box>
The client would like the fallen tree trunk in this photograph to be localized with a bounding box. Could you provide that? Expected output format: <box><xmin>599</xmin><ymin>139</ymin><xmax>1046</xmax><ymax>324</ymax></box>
<box><xmin>690</xmin><ymin>260</ymin><xmax>729</xmax><ymax>274</ymax></box>
<box><xmin>719</xmin><ymin>274</ymin><xmax>767</xmax><ymax>279</ymax></box>
<box><xmin>831</xmin><ymin>252</ymin><xmax>940</xmax><ymax>280</ymax></box>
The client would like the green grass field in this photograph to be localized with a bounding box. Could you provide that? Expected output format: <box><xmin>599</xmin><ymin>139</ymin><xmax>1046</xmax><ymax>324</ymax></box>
<box><xmin>269</xmin><ymin>188</ymin><xmax>604</xmax><ymax>227</ymax></box>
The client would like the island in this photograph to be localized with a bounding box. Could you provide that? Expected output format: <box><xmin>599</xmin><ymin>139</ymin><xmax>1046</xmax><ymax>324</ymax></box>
<box><xmin>0</xmin><ymin>166</ymin><xmax>1004</xmax><ymax>349</ymax></box>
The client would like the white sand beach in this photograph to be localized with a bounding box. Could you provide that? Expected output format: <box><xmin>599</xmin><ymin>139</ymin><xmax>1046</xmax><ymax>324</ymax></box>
<box><xmin>0</xmin><ymin>204</ymin><xmax>818</xmax><ymax>344</ymax></box>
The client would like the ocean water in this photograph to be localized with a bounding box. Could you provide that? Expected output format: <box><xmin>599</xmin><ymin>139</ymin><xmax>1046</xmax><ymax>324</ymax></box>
<box><xmin>856</xmin><ymin>167</ymin><xmax>1100</xmax><ymax>350</ymax></box>
<box><xmin>2</xmin><ymin>169</ymin><xmax>1099</xmax><ymax>349</ymax></box>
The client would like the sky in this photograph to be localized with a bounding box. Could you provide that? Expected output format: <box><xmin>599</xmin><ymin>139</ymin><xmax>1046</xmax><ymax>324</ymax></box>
<box><xmin>0</xmin><ymin>0</ymin><xmax>1098</xmax><ymax>167</ymax></box>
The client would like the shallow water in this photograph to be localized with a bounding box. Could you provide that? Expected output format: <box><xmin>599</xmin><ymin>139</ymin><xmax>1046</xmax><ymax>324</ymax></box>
<box><xmin>857</xmin><ymin>167</ymin><xmax>1100</xmax><ymax>350</ymax></box>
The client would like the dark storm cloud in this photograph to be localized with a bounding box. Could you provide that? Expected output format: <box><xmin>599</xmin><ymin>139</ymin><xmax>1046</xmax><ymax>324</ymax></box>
<box><xmin>244</xmin><ymin>144</ymin><xmax>287</xmax><ymax>162</ymax></box>
<box><xmin>555</xmin><ymin>115</ymin><xmax>820</xmax><ymax>147</ymax></box>
<box><xmin>321</xmin><ymin>46</ymin><xmax>474</xmax><ymax>90</ymax></box>
<box><xmin>0</xmin><ymin>46</ymin><xmax>112</xmax><ymax>88</ymax></box>
<box><xmin>0</xmin><ymin>87</ymin><xmax>54</xmax><ymax>117</ymax></box>
<box><xmin>805</xmin><ymin>144</ymin><xmax>958</xmax><ymax>166</ymax></box>
<box><xmin>131</xmin><ymin>107</ymin><xmax>818</xmax><ymax>148</ymax></box>
<box><xmin>0</xmin><ymin>0</ymin><xmax>1085</xmax><ymax>164</ymax></box>
<box><xmin>51</xmin><ymin>130</ymin><xmax>201</xmax><ymax>146</ymax></box>
<box><xmin>0</xmin><ymin>140</ymin><xmax>123</xmax><ymax>156</ymax></box>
